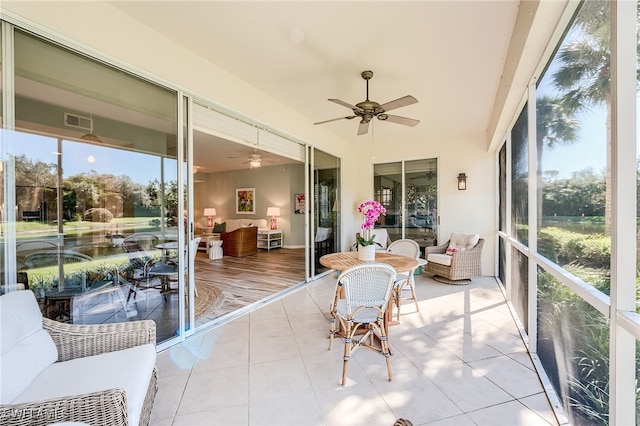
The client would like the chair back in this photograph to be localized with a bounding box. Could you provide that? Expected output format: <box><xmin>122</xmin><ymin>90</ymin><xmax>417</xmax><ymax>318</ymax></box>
<box><xmin>181</xmin><ymin>237</ymin><xmax>201</xmax><ymax>273</ymax></box>
<box><xmin>371</xmin><ymin>228</ymin><xmax>390</xmax><ymax>249</ymax></box>
<box><xmin>123</xmin><ymin>233</ymin><xmax>159</xmax><ymax>251</ymax></box>
<box><xmin>387</xmin><ymin>239</ymin><xmax>420</xmax><ymax>259</ymax></box>
<box><xmin>315</xmin><ymin>227</ymin><xmax>333</xmax><ymax>243</ymax></box>
<box><xmin>23</xmin><ymin>250</ymin><xmax>93</xmax><ymax>269</ymax></box>
<box><xmin>336</xmin><ymin>263</ymin><xmax>397</xmax><ymax>315</ymax></box>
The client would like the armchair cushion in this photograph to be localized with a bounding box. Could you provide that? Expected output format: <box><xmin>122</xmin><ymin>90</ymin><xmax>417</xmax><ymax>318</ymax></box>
<box><xmin>428</xmin><ymin>253</ymin><xmax>453</xmax><ymax>266</ymax></box>
<box><xmin>13</xmin><ymin>343</ymin><xmax>155</xmax><ymax>426</ymax></box>
<box><xmin>449</xmin><ymin>232</ymin><xmax>480</xmax><ymax>251</ymax></box>
<box><xmin>0</xmin><ymin>290</ymin><xmax>58</xmax><ymax>404</ymax></box>
<box><xmin>0</xmin><ymin>290</ymin><xmax>157</xmax><ymax>426</ymax></box>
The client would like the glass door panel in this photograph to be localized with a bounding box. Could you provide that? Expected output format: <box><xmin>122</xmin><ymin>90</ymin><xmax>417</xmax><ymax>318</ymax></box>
<box><xmin>404</xmin><ymin>158</ymin><xmax>438</xmax><ymax>252</ymax></box>
<box><xmin>312</xmin><ymin>148</ymin><xmax>340</xmax><ymax>276</ymax></box>
<box><xmin>374</xmin><ymin>159</ymin><xmax>438</xmax><ymax>257</ymax></box>
<box><xmin>7</xmin><ymin>30</ymin><xmax>180</xmax><ymax>345</ymax></box>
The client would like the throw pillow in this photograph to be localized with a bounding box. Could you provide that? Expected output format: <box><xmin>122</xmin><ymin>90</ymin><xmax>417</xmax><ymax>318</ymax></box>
<box><xmin>446</xmin><ymin>246</ymin><xmax>464</xmax><ymax>255</ymax></box>
<box><xmin>213</xmin><ymin>222</ymin><xmax>226</xmax><ymax>233</ymax></box>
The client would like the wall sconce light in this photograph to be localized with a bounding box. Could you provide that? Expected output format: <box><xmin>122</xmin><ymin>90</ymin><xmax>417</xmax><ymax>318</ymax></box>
<box><xmin>266</xmin><ymin>207</ymin><xmax>281</xmax><ymax>230</ymax></box>
<box><xmin>203</xmin><ymin>207</ymin><xmax>216</xmax><ymax>228</ymax></box>
<box><xmin>457</xmin><ymin>173</ymin><xmax>467</xmax><ymax>190</ymax></box>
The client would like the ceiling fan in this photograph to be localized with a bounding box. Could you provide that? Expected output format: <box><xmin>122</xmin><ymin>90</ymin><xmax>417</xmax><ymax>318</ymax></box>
<box><xmin>229</xmin><ymin>150</ymin><xmax>271</xmax><ymax>169</ymax></box>
<box><xmin>314</xmin><ymin>70</ymin><xmax>420</xmax><ymax>136</ymax></box>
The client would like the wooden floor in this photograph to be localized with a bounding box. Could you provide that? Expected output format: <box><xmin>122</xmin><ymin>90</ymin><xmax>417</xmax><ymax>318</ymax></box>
<box><xmin>193</xmin><ymin>247</ymin><xmax>317</xmax><ymax>325</ymax></box>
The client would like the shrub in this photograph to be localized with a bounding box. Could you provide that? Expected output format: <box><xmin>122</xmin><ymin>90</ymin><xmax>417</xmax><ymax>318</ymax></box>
<box><xmin>538</xmin><ymin>227</ymin><xmax>611</xmax><ymax>270</ymax></box>
<box><xmin>83</xmin><ymin>208</ymin><xmax>113</xmax><ymax>222</ymax></box>
<box><xmin>561</xmin><ymin>235</ymin><xmax>610</xmax><ymax>269</ymax></box>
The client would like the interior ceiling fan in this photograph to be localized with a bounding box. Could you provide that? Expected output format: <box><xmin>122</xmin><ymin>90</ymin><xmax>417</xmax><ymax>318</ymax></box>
<box><xmin>229</xmin><ymin>150</ymin><xmax>270</xmax><ymax>169</ymax></box>
<box><xmin>314</xmin><ymin>70</ymin><xmax>420</xmax><ymax>136</ymax></box>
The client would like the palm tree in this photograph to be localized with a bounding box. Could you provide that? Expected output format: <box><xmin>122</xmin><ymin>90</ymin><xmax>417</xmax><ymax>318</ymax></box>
<box><xmin>551</xmin><ymin>0</ymin><xmax>640</xmax><ymax>234</ymax></box>
<box><xmin>536</xmin><ymin>96</ymin><xmax>579</xmax><ymax>227</ymax></box>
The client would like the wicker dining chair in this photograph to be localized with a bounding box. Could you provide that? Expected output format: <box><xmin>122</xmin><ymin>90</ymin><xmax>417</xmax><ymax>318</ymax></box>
<box><xmin>387</xmin><ymin>239</ymin><xmax>420</xmax><ymax>321</ymax></box>
<box><xmin>328</xmin><ymin>263</ymin><xmax>397</xmax><ymax>386</ymax></box>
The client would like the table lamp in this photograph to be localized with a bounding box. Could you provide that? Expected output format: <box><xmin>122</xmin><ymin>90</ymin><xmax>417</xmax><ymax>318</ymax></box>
<box><xmin>203</xmin><ymin>207</ymin><xmax>216</xmax><ymax>228</ymax></box>
<box><xmin>266</xmin><ymin>207</ymin><xmax>280</xmax><ymax>230</ymax></box>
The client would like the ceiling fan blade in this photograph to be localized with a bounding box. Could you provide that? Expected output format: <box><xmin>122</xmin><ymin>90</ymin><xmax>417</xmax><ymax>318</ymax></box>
<box><xmin>328</xmin><ymin>98</ymin><xmax>361</xmax><ymax>111</ymax></box>
<box><xmin>357</xmin><ymin>120</ymin><xmax>370</xmax><ymax>136</ymax></box>
<box><xmin>314</xmin><ymin>116</ymin><xmax>357</xmax><ymax>125</ymax></box>
<box><xmin>382</xmin><ymin>114</ymin><xmax>420</xmax><ymax>127</ymax></box>
<box><xmin>378</xmin><ymin>95</ymin><xmax>418</xmax><ymax>113</ymax></box>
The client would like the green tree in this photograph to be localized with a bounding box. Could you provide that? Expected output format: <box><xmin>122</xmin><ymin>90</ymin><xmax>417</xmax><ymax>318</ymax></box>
<box><xmin>536</xmin><ymin>96</ymin><xmax>579</xmax><ymax>226</ymax></box>
<box><xmin>551</xmin><ymin>0</ymin><xmax>640</xmax><ymax>234</ymax></box>
<box><xmin>543</xmin><ymin>168</ymin><xmax>606</xmax><ymax>216</ymax></box>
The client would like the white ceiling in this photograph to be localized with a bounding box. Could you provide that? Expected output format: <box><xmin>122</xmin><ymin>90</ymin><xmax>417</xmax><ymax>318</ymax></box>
<box><xmin>107</xmin><ymin>1</ymin><xmax>522</xmax><ymax>147</ymax></box>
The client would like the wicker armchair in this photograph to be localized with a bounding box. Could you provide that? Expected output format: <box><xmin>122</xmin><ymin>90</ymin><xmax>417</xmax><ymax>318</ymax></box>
<box><xmin>221</xmin><ymin>226</ymin><xmax>258</xmax><ymax>257</ymax></box>
<box><xmin>0</xmin><ymin>290</ymin><xmax>157</xmax><ymax>426</ymax></box>
<box><xmin>425</xmin><ymin>237</ymin><xmax>484</xmax><ymax>284</ymax></box>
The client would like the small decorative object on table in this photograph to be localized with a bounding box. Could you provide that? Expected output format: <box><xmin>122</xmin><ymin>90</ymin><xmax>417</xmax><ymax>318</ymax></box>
<box><xmin>356</xmin><ymin>200</ymin><xmax>386</xmax><ymax>261</ymax></box>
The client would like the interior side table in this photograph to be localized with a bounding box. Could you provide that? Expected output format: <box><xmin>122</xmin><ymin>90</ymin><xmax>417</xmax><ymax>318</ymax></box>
<box><xmin>258</xmin><ymin>229</ymin><xmax>282</xmax><ymax>251</ymax></box>
<box><xmin>209</xmin><ymin>239</ymin><xmax>223</xmax><ymax>259</ymax></box>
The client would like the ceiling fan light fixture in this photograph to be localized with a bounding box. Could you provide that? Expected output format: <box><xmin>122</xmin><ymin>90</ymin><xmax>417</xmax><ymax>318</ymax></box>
<box><xmin>250</xmin><ymin>159</ymin><xmax>262</xmax><ymax>168</ymax></box>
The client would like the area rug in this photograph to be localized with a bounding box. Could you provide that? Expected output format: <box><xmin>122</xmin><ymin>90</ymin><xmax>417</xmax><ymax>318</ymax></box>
<box><xmin>194</xmin><ymin>279</ymin><xmax>225</xmax><ymax>318</ymax></box>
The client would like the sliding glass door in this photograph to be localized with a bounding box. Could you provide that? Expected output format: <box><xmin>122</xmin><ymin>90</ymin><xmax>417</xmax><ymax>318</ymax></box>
<box><xmin>311</xmin><ymin>148</ymin><xmax>340</xmax><ymax>276</ymax></box>
<box><xmin>2</xmin><ymin>28</ymin><xmax>183</xmax><ymax>346</ymax></box>
<box><xmin>373</xmin><ymin>158</ymin><xmax>438</xmax><ymax>256</ymax></box>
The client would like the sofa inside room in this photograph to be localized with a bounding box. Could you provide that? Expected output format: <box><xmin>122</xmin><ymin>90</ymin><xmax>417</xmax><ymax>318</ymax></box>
<box><xmin>197</xmin><ymin>217</ymin><xmax>270</xmax><ymax>257</ymax></box>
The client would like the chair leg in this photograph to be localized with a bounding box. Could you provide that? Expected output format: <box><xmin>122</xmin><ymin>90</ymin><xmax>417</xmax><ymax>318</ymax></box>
<box><xmin>341</xmin><ymin>322</ymin><xmax>352</xmax><ymax>386</ymax></box>
<box><xmin>395</xmin><ymin>285</ymin><xmax>402</xmax><ymax>322</ymax></box>
<box><xmin>378</xmin><ymin>321</ymin><xmax>393</xmax><ymax>382</ymax></box>
<box><xmin>328</xmin><ymin>316</ymin><xmax>336</xmax><ymax>350</ymax></box>
<box><xmin>408</xmin><ymin>275</ymin><xmax>419</xmax><ymax>313</ymax></box>
<box><xmin>395</xmin><ymin>276</ymin><xmax>420</xmax><ymax>322</ymax></box>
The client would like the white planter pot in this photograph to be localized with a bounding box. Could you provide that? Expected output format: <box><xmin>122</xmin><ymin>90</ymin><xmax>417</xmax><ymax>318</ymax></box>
<box><xmin>357</xmin><ymin>244</ymin><xmax>376</xmax><ymax>261</ymax></box>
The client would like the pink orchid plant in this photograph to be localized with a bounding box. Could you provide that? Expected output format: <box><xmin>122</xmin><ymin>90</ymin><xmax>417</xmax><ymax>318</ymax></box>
<box><xmin>357</xmin><ymin>200</ymin><xmax>386</xmax><ymax>247</ymax></box>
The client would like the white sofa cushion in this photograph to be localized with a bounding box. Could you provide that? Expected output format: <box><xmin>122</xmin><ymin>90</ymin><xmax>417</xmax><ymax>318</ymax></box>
<box><xmin>0</xmin><ymin>291</ymin><xmax>58</xmax><ymax>404</ymax></box>
<box><xmin>449</xmin><ymin>232</ymin><xmax>480</xmax><ymax>251</ymax></box>
<box><xmin>427</xmin><ymin>253</ymin><xmax>453</xmax><ymax>266</ymax></box>
<box><xmin>215</xmin><ymin>218</ymin><xmax>269</xmax><ymax>232</ymax></box>
<box><xmin>13</xmin><ymin>343</ymin><xmax>156</xmax><ymax>426</ymax></box>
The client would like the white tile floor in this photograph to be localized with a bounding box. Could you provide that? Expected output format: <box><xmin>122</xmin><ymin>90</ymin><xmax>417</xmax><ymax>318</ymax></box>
<box><xmin>151</xmin><ymin>273</ymin><xmax>561</xmax><ymax>426</ymax></box>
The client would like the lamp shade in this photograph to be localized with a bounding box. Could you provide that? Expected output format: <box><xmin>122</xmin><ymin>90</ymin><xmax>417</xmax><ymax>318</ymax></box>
<box><xmin>266</xmin><ymin>207</ymin><xmax>280</xmax><ymax>217</ymax></box>
<box><xmin>204</xmin><ymin>208</ymin><xmax>217</xmax><ymax>217</ymax></box>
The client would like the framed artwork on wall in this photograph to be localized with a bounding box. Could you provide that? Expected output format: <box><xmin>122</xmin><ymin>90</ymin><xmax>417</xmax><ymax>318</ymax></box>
<box><xmin>236</xmin><ymin>188</ymin><xmax>255</xmax><ymax>214</ymax></box>
<box><xmin>294</xmin><ymin>193</ymin><xmax>305</xmax><ymax>214</ymax></box>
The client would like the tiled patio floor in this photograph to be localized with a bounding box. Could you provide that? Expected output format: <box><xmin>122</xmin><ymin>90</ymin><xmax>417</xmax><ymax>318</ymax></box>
<box><xmin>150</xmin><ymin>273</ymin><xmax>562</xmax><ymax>426</ymax></box>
